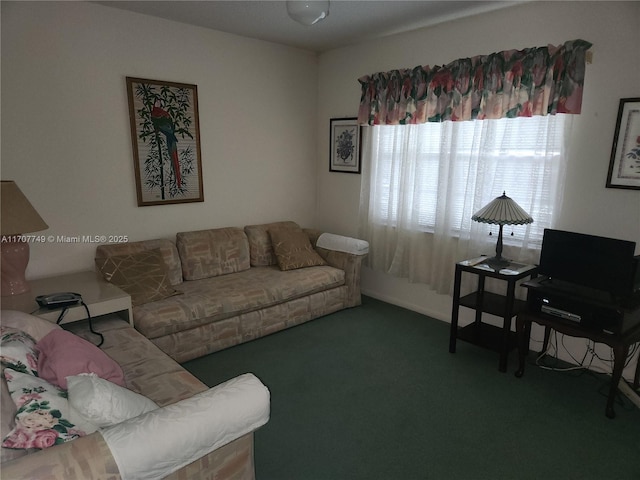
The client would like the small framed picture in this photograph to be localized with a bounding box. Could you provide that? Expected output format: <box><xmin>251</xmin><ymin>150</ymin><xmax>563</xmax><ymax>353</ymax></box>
<box><xmin>329</xmin><ymin>117</ymin><xmax>361</xmax><ymax>174</ymax></box>
<box><xmin>606</xmin><ymin>97</ymin><xmax>640</xmax><ymax>190</ymax></box>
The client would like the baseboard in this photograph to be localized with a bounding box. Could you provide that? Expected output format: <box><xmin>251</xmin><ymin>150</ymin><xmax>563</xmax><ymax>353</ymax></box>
<box><xmin>618</xmin><ymin>378</ymin><xmax>640</xmax><ymax>410</ymax></box>
<box><xmin>361</xmin><ymin>288</ymin><xmax>449</xmax><ymax>324</ymax></box>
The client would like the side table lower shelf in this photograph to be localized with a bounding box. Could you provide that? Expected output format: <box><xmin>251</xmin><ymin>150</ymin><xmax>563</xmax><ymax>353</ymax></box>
<box><xmin>457</xmin><ymin>323</ymin><xmax>518</xmax><ymax>353</ymax></box>
<box><xmin>459</xmin><ymin>292</ymin><xmax>527</xmax><ymax>319</ymax></box>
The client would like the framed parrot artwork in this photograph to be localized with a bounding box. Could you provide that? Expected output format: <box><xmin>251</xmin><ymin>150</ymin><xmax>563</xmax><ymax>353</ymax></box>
<box><xmin>126</xmin><ymin>77</ymin><xmax>204</xmax><ymax>206</ymax></box>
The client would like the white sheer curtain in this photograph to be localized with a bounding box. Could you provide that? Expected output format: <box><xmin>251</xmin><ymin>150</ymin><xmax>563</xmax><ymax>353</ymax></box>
<box><xmin>358</xmin><ymin>114</ymin><xmax>574</xmax><ymax>295</ymax></box>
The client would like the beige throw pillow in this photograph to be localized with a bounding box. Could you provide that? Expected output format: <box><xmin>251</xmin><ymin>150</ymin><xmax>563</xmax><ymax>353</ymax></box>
<box><xmin>269</xmin><ymin>227</ymin><xmax>326</xmax><ymax>271</ymax></box>
<box><xmin>96</xmin><ymin>249</ymin><xmax>180</xmax><ymax>306</ymax></box>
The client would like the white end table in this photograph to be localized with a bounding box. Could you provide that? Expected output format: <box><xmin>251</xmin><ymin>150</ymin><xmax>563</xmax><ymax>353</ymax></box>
<box><xmin>1</xmin><ymin>271</ymin><xmax>133</xmax><ymax>326</ymax></box>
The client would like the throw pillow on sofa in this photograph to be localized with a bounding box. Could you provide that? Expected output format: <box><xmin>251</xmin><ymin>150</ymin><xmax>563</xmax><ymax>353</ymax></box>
<box><xmin>0</xmin><ymin>320</ymin><xmax>57</xmax><ymax>461</ymax></box>
<box><xmin>2</xmin><ymin>368</ymin><xmax>97</xmax><ymax>450</ymax></box>
<box><xmin>1</xmin><ymin>378</ymin><xmax>26</xmax><ymax>462</ymax></box>
<box><xmin>36</xmin><ymin>329</ymin><xmax>125</xmax><ymax>390</ymax></box>
<box><xmin>244</xmin><ymin>221</ymin><xmax>301</xmax><ymax>266</ymax></box>
<box><xmin>269</xmin><ymin>226</ymin><xmax>327</xmax><ymax>271</ymax></box>
<box><xmin>1</xmin><ymin>310</ymin><xmax>61</xmax><ymax>342</ymax></box>
<box><xmin>67</xmin><ymin>373</ymin><xmax>158</xmax><ymax>427</ymax></box>
<box><xmin>0</xmin><ymin>327</ymin><xmax>39</xmax><ymax>376</ymax></box>
<box><xmin>95</xmin><ymin>248</ymin><xmax>181</xmax><ymax>306</ymax></box>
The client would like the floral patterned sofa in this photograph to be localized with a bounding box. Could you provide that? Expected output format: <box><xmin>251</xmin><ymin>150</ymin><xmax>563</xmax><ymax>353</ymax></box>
<box><xmin>1</xmin><ymin>311</ymin><xmax>270</xmax><ymax>479</ymax></box>
<box><xmin>94</xmin><ymin>221</ymin><xmax>369</xmax><ymax>363</ymax></box>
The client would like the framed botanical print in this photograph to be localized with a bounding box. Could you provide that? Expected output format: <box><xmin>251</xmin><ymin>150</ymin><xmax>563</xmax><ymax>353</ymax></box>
<box><xmin>329</xmin><ymin>117</ymin><xmax>361</xmax><ymax>174</ymax></box>
<box><xmin>126</xmin><ymin>77</ymin><xmax>204</xmax><ymax>206</ymax></box>
<box><xmin>606</xmin><ymin>97</ymin><xmax>640</xmax><ymax>190</ymax></box>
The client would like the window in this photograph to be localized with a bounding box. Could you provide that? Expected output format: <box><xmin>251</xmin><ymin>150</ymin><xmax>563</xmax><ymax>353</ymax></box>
<box><xmin>364</xmin><ymin>114</ymin><xmax>570</xmax><ymax>249</ymax></box>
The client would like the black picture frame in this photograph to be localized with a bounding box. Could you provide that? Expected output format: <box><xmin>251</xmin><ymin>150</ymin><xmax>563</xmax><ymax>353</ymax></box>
<box><xmin>606</xmin><ymin>97</ymin><xmax>640</xmax><ymax>190</ymax></box>
<box><xmin>329</xmin><ymin>117</ymin><xmax>361</xmax><ymax>174</ymax></box>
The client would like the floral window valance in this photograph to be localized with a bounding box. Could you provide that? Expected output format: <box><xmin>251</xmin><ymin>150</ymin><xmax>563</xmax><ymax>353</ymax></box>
<box><xmin>357</xmin><ymin>39</ymin><xmax>592</xmax><ymax>125</ymax></box>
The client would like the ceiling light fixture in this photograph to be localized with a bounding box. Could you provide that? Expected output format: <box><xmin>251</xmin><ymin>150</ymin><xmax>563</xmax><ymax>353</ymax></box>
<box><xmin>286</xmin><ymin>0</ymin><xmax>330</xmax><ymax>26</ymax></box>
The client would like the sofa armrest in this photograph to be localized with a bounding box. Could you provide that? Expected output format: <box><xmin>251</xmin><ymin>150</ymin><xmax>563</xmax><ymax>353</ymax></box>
<box><xmin>305</xmin><ymin>230</ymin><xmax>369</xmax><ymax>308</ymax></box>
<box><xmin>101</xmin><ymin>373</ymin><xmax>269</xmax><ymax>480</ymax></box>
<box><xmin>316</xmin><ymin>233</ymin><xmax>369</xmax><ymax>256</ymax></box>
<box><xmin>1</xmin><ymin>374</ymin><xmax>269</xmax><ymax>480</ymax></box>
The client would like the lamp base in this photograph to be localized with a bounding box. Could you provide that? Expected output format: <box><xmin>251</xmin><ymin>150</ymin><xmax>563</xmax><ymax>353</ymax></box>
<box><xmin>1</xmin><ymin>240</ymin><xmax>30</xmax><ymax>296</ymax></box>
<box><xmin>485</xmin><ymin>224</ymin><xmax>510</xmax><ymax>270</ymax></box>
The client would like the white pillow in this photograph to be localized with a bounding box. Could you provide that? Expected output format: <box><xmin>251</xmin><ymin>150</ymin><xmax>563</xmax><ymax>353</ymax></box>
<box><xmin>66</xmin><ymin>373</ymin><xmax>158</xmax><ymax>427</ymax></box>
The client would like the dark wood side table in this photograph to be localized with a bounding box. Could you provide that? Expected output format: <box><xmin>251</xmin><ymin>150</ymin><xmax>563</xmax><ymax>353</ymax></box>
<box><xmin>449</xmin><ymin>257</ymin><xmax>538</xmax><ymax>372</ymax></box>
<box><xmin>515</xmin><ymin>309</ymin><xmax>640</xmax><ymax>418</ymax></box>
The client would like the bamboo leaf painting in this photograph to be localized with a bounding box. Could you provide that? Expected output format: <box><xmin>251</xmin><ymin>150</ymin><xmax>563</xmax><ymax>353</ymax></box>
<box><xmin>126</xmin><ymin>77</ymin><xmax>204</xmax><ymax>205</ymax></box>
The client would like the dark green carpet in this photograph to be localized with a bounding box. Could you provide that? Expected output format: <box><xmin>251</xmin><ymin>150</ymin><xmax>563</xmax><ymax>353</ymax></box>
<box><xmin>182</xmin><ymin>296</ymin><xmax>640</xmax><ymax>480</ymax></box>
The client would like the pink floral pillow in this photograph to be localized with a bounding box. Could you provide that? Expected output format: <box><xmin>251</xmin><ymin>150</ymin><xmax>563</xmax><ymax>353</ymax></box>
<box><xmin>2</xmin><ymin>368</ymin><xmax>97</xmax><ymax>450</ymax></box>
<box><xmin>0</xmin><ymin>327</ymin><xmax>38</xmax><ymax>376</ymax></box>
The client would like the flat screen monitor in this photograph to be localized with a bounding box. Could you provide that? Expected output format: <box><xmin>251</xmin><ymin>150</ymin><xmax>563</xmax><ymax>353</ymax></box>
<box><xmin>538</xmin><ymin>229</ymin><xmax>637</xmax><ymax>298</ymax></box>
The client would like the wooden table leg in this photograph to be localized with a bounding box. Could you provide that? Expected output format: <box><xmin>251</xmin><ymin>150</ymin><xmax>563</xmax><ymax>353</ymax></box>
<box><xmin>607</xmin><ymin>343</ymin><xmax>630</xmax><ymax>419</ymax></box>
<box><xmin>449</xmin><ymin>266</ymin><xmax>462</xmax><ymax>354</ymax></box>
<box><xmin>499</xmin><ymin>280</ymin><xmax>516</xmax><ymax>373</ymax></box>
<box><xmin>634</xmin><ymin>348</ymin><xmax>640</xmax><ymax>390</ymax></box>
<box><xmin>515</xmin><ymin>313</ymin><xmax>530</xmax><ymax>378</ymax></box>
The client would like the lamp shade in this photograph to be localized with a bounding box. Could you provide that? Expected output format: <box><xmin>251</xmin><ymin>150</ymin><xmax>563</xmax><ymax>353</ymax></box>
<box><xmin>1</xmin><ymin>181</ymin><xmax>48</xmax><ymax>235</ymax></box>
<box><xmin>471</xmin><ymin>192</ymin><xmax>533</xmax><ymax>226</ymax></box>
<box><xmin>286</xmin><ymin>0</ymin><xmax>329</xmax><ymax>26</ymax></box>
<box><xmin>471</xmin><ymin>192</ymin><xmax>533</xmax><ymax>268</ymax></box>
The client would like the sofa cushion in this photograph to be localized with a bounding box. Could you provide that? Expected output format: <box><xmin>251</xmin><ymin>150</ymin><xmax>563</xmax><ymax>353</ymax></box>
<box><xmin>2</xmin><ymin>368</ymin><xmax>97</xmax><ymax>450</ymax></box>
<box><xmin>65</xmin><ymin>317</ymin><xmax>208</xmax><ymax>407</ymax></box>
<box><xmin>67</xmin><ymin>373</ymin><xmax>158</xmax><ymax>428</ymax></box>
<box><xmin>95</xmin><ymin>239</ymin><xmax>183</xmax><ymax>286</ymax></box>
<box><xmin>244</xmin><ymin>221</ymin><xmax>300</xmax><ymax>266</ymax></box>
<box><xmin>0</xmin><ymin>327</ymin><xmax>39</xmax><ymax>376</ymax></box>
<box><xmin>176</xmin><ymin>227</ymin><xmax>250</xmax><ymax>281</ymax></box>
<box><xmin>133</xmin><ymin>265</ymin><xmax>345</xmax><ymax>340</ymax></box>
<box><xmin>95</xmin><ymin>248</ymin><xmax>181</xmax><ymax>306</ymax></box>
<box><xmin>269</xmin><ymin>226</ymin><xmax>327</xmax><ymax>271</ymax></box>
<box><xmin>36</xmin><ymin>329</ymin><xmax>125</xmax><ymax>390</ymax></box>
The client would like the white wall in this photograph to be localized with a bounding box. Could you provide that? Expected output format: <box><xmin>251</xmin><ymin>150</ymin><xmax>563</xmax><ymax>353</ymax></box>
<box><xmin>1</xmin><ymin>1</ymin><xmax>318</xmax><ymax>279</ymax></box>
<box><xmin>316</xmin><ymin>1</ymin><xmax>640</xmax><ymax>378</ymax></box>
